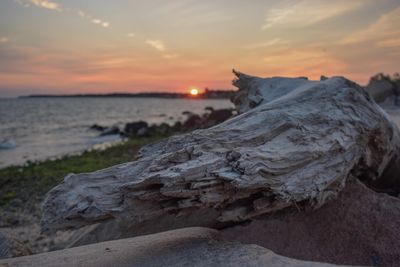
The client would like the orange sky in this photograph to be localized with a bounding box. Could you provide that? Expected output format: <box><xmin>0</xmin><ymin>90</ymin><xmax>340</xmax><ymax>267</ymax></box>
<box><xmin>0</xmin><ymin>0</ymin><xmax>399</xmax><ymax>97</ymax></box>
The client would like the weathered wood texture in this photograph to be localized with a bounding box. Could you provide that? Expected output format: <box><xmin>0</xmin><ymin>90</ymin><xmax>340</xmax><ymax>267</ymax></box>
<box><xmin>41</xmin><ymin>71</ymin><xmax>400</xmax><ymax>232</ymax></box>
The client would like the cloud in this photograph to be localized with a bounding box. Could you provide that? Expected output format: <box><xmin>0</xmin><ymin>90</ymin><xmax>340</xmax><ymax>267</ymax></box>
<box><xmin>127</xmin><ymin>33</ymin><xmax>135</xmax><ymax>38</ymax></box>
<box><xmin>77</xmin><ymin>9</ymin><xmax>110</xmax><ymax>28</ymax></box>
<box><xmin>15</xmin><ymin>2</ymin><xmax>111</xmax><ymax>29</ymax></box>
<box><xmin>0</xmin><ymin>44</ymin><xmax>133</xmax><ymax>78</ymax></box>
<box><xmin>340</xmin><ymin>7</ymin><xmax>400</xmax><ymax>49</ymax></box>
<box><xmin>0</xmin><ymin>37</ymin><xmax>8</xmax><ymax>44</ymax></box>
<box><xmin>377</xmin><ymin>38</ymin><xmax>400</xmax><ymax>48</ymax></box>
<box><xmin>262</xmin><ymin>0</ymin><xmax>364</xmax><ymax>30</ymax></box>
<box><xmin>92</xmin><ymin>19</ymin><xmax>110</xmax><ymax>28</ymax></box>
<box><xmin>15</xmin><ymin>0</ymin><xmax>62</xmax><ymax>11</ymax></box>
<box><xmin>145</xmin><ymin>40</ymin><xmax>166</xmax><ymax>51</ymax></box>
<box><xmin>30</xmin><ymin>0</ymin><xmax>61</xmax><ymax>11</ymax></box>
<box><xmin>261</xmin><ymin>48</ymin><xmax>347</xmax><ymax>79</ymax></box>
<box><xmin>244</xmin><ymin>38</ymin><xmax>287</xmax><ymax>50</ymax></box>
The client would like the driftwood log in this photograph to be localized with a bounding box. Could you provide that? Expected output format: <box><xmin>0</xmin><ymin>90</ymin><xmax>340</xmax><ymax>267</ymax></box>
<box><xmin>41</xmin><ymin>71</ymin><xmax>400</xmax><ymax>233</ymax></box>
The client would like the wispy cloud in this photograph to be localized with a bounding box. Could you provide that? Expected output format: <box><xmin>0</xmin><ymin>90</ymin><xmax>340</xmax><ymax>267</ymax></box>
<box><xmin>145</xmin><ymin>40</ymin><xmax>166</xmax><ymax>51</ymax></box>
<box><xmin>244</xmin><ymin>38</ymin><xmax>287</xmax><ymax>50</ymax></box>
<box><xmin>145</xmin><ymin>40</ymin><xmax>179</xmax><ymax>59</ymax></box>
<box><xmin>126</xmin><ymin>33</ymin><xmax>135</xmax><ymax>38</ymax></box>
<box><xmin>341</xmin><ymin>7</ymin><xmax>400</xmax><ymax>49</ymax></box>
<box><xmin>78</xmin><ymin>9</ymin><xmax>110</xmax><ymax>28</ymax></box>
<box><xmin>15</xmin><ymin>2</ymin><xmax>110</xmax><ymax>28</ymax></box>
<box><xmin>262</xmin><ymin>1</ymin><xmax>364</xmax><ymax>30</ymax></box>
<box><xmin>91</xmin><ymin>19</ymin><xmax>110</xmax><ymax>28</ymax></box>
<box><xmin>377</xmin><ymin>38</ymin><xmax>400</xmax><ymax>48</ymax></box>
<box><xmin>262</xmin><ymin>48</ymin><xmax>347</xmax><ymax>78</ymax></box>
<box><xmin>15</xmin><ymin>0</ymin><xmax>62</xmax><ymax>11</ymax></box>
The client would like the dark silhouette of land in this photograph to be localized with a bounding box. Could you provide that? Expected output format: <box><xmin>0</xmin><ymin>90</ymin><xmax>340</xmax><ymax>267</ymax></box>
<box><xmin>20</xmin><ymin>89</ymin><xmax>235</xmax><ymax>99</ymax></box>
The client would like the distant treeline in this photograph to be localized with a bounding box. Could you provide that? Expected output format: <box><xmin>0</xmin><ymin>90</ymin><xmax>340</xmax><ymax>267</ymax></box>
<box><xmin>369</xmin><ymin>73</ymin><xmax>400</xmax><ymax>85</ymax></box>
<box><xmin>20</xmin><ymin>89</ymin><xmax>236</xmax><ymax>99</ymax></box>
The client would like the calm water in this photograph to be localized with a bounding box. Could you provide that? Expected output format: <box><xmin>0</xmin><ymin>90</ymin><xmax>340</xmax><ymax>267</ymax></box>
<box><xmin>0</xmin><ymin>97</ymin><xmax>233</xmax><ymax>168</ymax></box>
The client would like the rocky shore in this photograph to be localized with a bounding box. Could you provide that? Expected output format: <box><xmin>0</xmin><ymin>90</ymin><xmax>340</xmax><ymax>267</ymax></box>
<box><xmin>0</xmin><ymin>107</ymin><xmax>236</xmax><ymax>258</ymax></box>
<box><xmin>89</xmin><ymin>106</ymin><xmax>236</xmax><ymax>138</ymax></box>
<box><xmin>1</xmin><ymin>72</ymin><xmax>400</xmax><ymax>266</ymax></box>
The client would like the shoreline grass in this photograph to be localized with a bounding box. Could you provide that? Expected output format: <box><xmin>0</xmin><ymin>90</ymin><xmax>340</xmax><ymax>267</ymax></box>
<box><xmin>0</xmin><ymin>135</ymin><xmax>169</xmax><ymax>206</ymax></box>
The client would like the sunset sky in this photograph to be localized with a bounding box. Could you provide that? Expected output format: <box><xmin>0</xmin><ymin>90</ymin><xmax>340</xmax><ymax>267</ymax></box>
<box><xmin>0</xmin><ymin>0</ymin><xmax>399</xmax><ymax>97</ymax></box>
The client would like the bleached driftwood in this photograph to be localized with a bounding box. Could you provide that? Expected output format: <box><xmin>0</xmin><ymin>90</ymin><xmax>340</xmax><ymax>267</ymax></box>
<box><xmin>41</xmin><ymin>71</ymin><xmax>400</xmax><ymax>232</ymax></box>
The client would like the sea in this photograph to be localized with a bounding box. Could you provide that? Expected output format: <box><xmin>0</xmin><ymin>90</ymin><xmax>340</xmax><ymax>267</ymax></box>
<box><xmin>0</xmin><ymin>97</ymin><xmax>234</xmax><ymax>168</ymax></box>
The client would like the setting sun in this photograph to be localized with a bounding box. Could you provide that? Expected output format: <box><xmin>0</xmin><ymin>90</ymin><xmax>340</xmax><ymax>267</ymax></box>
<box><xmin>190</xmin><ymin>88</ymin><xmax>199</xmax><ymax>96</ymax></box>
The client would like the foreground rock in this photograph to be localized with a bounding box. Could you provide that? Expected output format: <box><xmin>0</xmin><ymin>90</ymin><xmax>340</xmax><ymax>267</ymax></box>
<box><xmin>222</xmin><ymin>178</ymin><xmax>400</xmax><ymax>266</ymax></box>
<box><xmin>0</xmin><ymin>227</ymin><xmax>355</xmax><ymax>267</ymax></box>
<box><xmin>42</xmin><ymin>71</ymin><xmax>400</xmax><ymax>235</ymax></box>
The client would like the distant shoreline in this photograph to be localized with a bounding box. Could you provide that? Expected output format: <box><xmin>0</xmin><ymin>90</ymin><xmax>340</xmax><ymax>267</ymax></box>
<box><xmin>18</xmin><ymin>90</ymin><xmax>236</xmax><ymax>99</ymax></box>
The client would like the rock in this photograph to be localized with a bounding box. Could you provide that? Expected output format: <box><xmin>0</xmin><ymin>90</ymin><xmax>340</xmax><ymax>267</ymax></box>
<box><xmin>204</xmin><ymin>106</ymin><xmax>214</xmax><ymax>112</ymax></box>
<box><xmin>136</xmin><ymin>127</ymin><xmax>147</xmax><ymax>137</ymax></box>
<box><xmin>124</xmin><ymin>121</ymin><xmax>148</xmax><ymax>136</ymax></box>
<box><xmin>320</xmin><ymin>75</ymin><xmax>329</xmax><ymax>81</ymax></box>
<box><xmin>395</xmin><ymin>96</ymin><xmax>400</xmax><ymax>107</ymax></box>
<box><xmin>100</xmin><ymin>126</ymin><xmax>121</xmax><ymax>136</ymax></box>
<box><xmin>90</xmin><ymin>124</ymin><xmax>121</xmax><ymax>136</ymax></box>
<box><xmin>182</xmin><ymin>111</ymin><xmax>192</xmax><ymax>116</ymax></box>
<box><xmin>0</xmin><ymin>227</ymin><xmax>353</xmax><ymax>267</ymax></box>
<box><xmin>171</xmin><ymin>121</ymin><xmax>182</xmax><ymax>132</ymax></box>
<box><xmin>0</xmin><ymin>232</ymin><xmax>31</xmax><ymax>259</ymax></box>
<box><xmin>204</xmin><ymin>109</ymin><xmax>234</xmax><ymax>126</ymax></box>
<box><xmin>182</xmin><ymin>113</ymin><xmax>203</xmax><ymax>129</ymax></box>
<box><xmin>365</xmin><ymin>76</ymin><xmax>395</xmax><ymax>103</ymax></box>
<box><xmin>221</xmin><ymin>178</ymin><xmax>400</xmax><ymax>266</ymax></box>
<box><xmin>0</xmin><ymin>139</ymin><xmax>17</xmax><ymax>150</ymax></box>
<box><xmin>0</xmin><ymin>211</ymin><xmax>23</xmax><ymax>227</ymax></box>
<box><xmin>89</xmin><ymin>124</ymin><xmax>106</xmax><ymax>132</ymax></box>
<box><xmin>41</xmin><ymin>71</ymin><xmax>400</xmax><ymax>238</ymax></box>
<box><xmin>393</xmin><ymin>80</ymin><xmax>400</xmax><ymax>107</ymax></box>
<box><xmin>393</xmin><ymin>81</ymin><xmax>400</xmax><ymax>96</ymax></box>
<box><xmin>182</xmin><ymin>109</ymin><xmax>233</xmax><ymax>131</ymax></box>
<box><xmin>156</xmin><ymin>123</ymin><xmax>171</xmax><ymax>135</ymax></box>
<box><xmin>147</xmin><ymin>123</ymin><xmax>172</xmax><ymax>136</ymax></box>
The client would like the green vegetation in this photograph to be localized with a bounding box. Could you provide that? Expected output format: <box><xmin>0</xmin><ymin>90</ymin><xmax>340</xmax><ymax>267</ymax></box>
<box><xmin>0</xmin><ymin>135</ymin><xmax>168</xmax><ymax>206</ymax></box>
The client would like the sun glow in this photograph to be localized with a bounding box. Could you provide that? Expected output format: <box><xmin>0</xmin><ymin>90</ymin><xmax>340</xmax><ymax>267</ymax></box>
<box><xmin>190</xmin><ymin>88</ymin><xmax>199</xmax><ymax>96</ymax></box>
